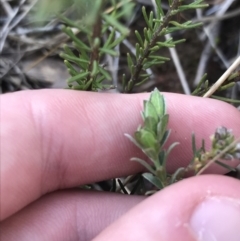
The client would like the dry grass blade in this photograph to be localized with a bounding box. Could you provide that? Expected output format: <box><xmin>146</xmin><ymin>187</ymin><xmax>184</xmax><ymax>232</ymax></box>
<box><xmin>197</xmin><ymin>137</ymin><xmax>240</xmax><ymax>175</ymax></box>
<box><xmin>203</xmin><ymin>56</ymin><xmax>240</xmax><ymax>97</ymax></box>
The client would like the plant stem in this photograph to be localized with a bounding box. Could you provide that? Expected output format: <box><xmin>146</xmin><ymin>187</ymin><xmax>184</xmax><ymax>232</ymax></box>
<box><xmin>86</xmin><ymin>2</ymin><xmax>103</xmax><ymax>89</ymax></box>
<box><xmin>127</xmin><ymin>0</ymin><xmax>180</xmax><ymax>92</ymax></box>
<box><xmin>197</xmin><ymin>137</ymin><xmax>240</xmax><ymax>175</ymax></box>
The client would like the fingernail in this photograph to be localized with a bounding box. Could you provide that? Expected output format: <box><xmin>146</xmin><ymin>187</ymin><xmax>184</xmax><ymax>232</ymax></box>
<box><xmin>190</xmin><ymin>196</ymin><xmax>240</xmax><ymax>241</ymax></box>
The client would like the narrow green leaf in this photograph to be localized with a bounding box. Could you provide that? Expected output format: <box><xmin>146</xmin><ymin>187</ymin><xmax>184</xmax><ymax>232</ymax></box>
<box><xmin>149</xmin><ymin>55</ymin><xmax>170</xmax><ymax>61</ymax></box>
<box><xmin>124</xmin><ymin>133</ymin><xmax>143</xmax><ymax>150</ymax></box>
<box><xmin>82</xmin><ymin>79</ymin><xmax>93</xmax><ymax>91</ymax></box>
<box><xmin>178</xmin><ymin>4</ymin><xmax>208</xmax><ymax>11</ymax></box>
<box><xmin>58</xmin><ymin>15</ymin><xmax>90</xmax><ymax>34</ymax></box>
<box><xmin>73</xmin><ymin>79</ymin><xmax>92</xmax><ymax>91</ymax></box>
<box><xmin>158</xmin><ymin>150</ymin><xmax>166</xmax><ymax>166</ymax></box>
<box><xmin>166</xmin><ymin>142</ymin><xmax>179</xmax><ymax>157</ymax></box>
<box><xmin>63</xmin><ymin>45</ymin><xmax>75</xmax><ymax>57</ymax></box>
<box><xmin>170</xmin><ymin>167</ymin><xmax>185</xmax><ymax>184</ymax></box>
<box><xmin>127</xmin><ymin>79</ymin><xmax>133</xmax><ymax>91</ymax></box>
<box><xmin>157</xmin><ymin>114</ymin><xmax>169</xmax><ymax>142</ymax></box>
<box><xmin>142</xmin><ymin>148</ymin><xmax>159</xmax><ymax>163</ymax></box>
<box><xmin>211</xmin><ymin>96</ymin><xmax>240</xmax><ymax>104</ymax></box>
<box><xmin>60</xmin><ymin>53</ymin><xmax>89</xmax><ymax>65</ymax></box>
<box><xmin>173</xmin><ymin>39</ymin><xmax>186</xmax><ymax>45</ymax></box>
<box><xmin>160</xmin><ymin>129</ymin><xmax>171</xmax><ymax>147</ymax></box>
<box><xmin>147</xmin><ymin>29</ymin><xmax>152</xmax><ymax>41</ymax></box>
<box><xmin>144</xmin><ymin>116</ymin><xmax>158</xmax><ymax>133</ymax></box>
<box><xmin>100</xmin><ymin>48</ymin><xmax>119</xmax><ymax>56</ymax></box>
<box><xmin>149</xmin><ymin>46</ymin><xmax>160</xmax><ymax>51</ymax></box>
<box><xmin>73</xmin><ymin>43</ymin><xmax>89</xmax><ymax>64</ymax></box>
<box><xmin>98</xmin><ymin>67</ymin><xmax>111</xmax><ymax>81</ymax></box>
<box><xmin>62</xmin><ymin>27</ymin><xmax>91</xmax><ymax>51</ymax></box>
<box><xmin>75</xmin><ymin>78</ymin><xmax>85</xmax><ymax>86</ymax></box>
<box><xmin>135</xmin><ymin>75</ymin><xmax>150</xmax><ymax>87</ymax></box>
<box><xmin>136</xmin><ymin>43</ymin><xmax>140</xmax><ymax>59</ymax></box>
<box><xmin>156</xmin><ymin>41</ymin><xmax>175</xmax><ymax>48</ymax></box>
<box><xmin>135</xmin><ymin>30</ymin><xmax>144</xmax><ymax>48</ymax></box>
<box><xmin>108</xmin><ymin>34</ymin><xmax>126</xmax><ymax>49</ymax></box>
<box><xmin>134</xmin><ymin>129</ymin><xmax>158</xmax><ymax>153</ymax></box>
<box><xmin>67</xmin><ymin>72</ymin><xmax>90</xmax><ymax>84</ymax></box>
<box><xmin>169</xmin><ymin>20</ymin><xmax>203</xmax><ymax>29</ymax></box>
<box><xmin>64</xmin><ymin>60</ymin><xmax>78</xmax><ymax>76</ymax></box>
<box><xmin>102</xmin><ymin>14</ymin><xmax>129</xmax><ymax>35</ymax></box>
<box><xmin>155</xmin><ymin>0</ymin><xmax>164</xmax><ymax>18</ymax></box>
<box><xmin>142</xmin><ymin>7</ymin><xmax>151</xmax><ymax>30</ymax></box>
<box><xmin>131</xmin><ymin>158</ymin><xmax>156</xmax><ymax>174</ymax></box>
<box><xmin>122</xmin><ymin>74</ymin><xmax>126</xmax><ymax>92</ymax></box>
<box><xmin>103</xmin><ymin>28</ymin><xmax>116</xmax><ymax>48</ymax></box>
<box><xmin>127</xmin><ymin>53</ymin><xmax>134</xmax><ymax>69</ymax></box>
<box><xmin>149</xmin><ymin>11</ymin><xmax>154</xmax><ymax>30</ymax></box>
<box><xmin>143</xmin><ymin>61</ymin><xmax>164</xmax><ymax>69</ymax></box>
<box><xmin>192</xmin><ymin>133</ymin><xmax>197</xmax><ymax>156</ymax></box>
<box><xmin>219</xmin><ymin>82</ymin><xmax>235</xmax><ymax>91</ymax></box>
<box><xmin>68</xmin><ymin>69</ymin><xmax>77</xmax><ymax>77</ymax></box>
<box><xmin>144</xmin><ymin>27</ymin><xmax>150</xmax><ymax>43</ymax></box>
<box><xmin>149</xmin><ymin>88</ymin><xmax>166</xmax><ymax>117</ymax></box>
<box><xmin>91</xmin><ymin>60</ymin><xmax>99</xmax><ymax>77</ymax></box>
<box><xmin>142</xmin><ymin>173</ymin><xmax>163</xmax><ymax>189</ymax></box>
<box><xmin>144</xmin><ymin>100</ymin><xmax>158</xmax><ymax>122</ymax></box>
<box><xmin>95</xmin><ymin>76</ymin><xmax>105</xmax><ymax>84</ymax></box>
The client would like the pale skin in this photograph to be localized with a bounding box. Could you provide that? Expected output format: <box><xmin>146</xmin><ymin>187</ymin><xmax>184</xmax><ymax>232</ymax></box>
<box><xmin>1</xmin><ymin>89</ymin><xmax>240</xmax><ymax>241</ymax></box>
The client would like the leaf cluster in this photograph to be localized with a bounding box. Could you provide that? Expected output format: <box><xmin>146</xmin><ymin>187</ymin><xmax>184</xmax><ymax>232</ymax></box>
<box><xmin>192</xmin><ymin>72</ymin><xmax>240</xmax><ymax>104</ymax></box>
<box><xmin>189</xmin><ymin>127</ymin><xmax>240</xmax><ymax>173</ymax></box>
<box><xmin>125</xmin><ymin>88</ymin><xmax>179</xmax><ymax>189</ymax></box>
<box><xmin>54</xmin><ymin>0</ymin><xmax>208</xmax><ymax>92</ymax></box>
<box><xmin>124</xmin><ymin>0</ymin><xmax>208</xmax><ymax>92</ymax></box>
<box><xmin>126</xmin><ymin>89</ymin><xmax>240</xmax><ymax>193</ymax></box>
<box><xmin>59</xmin><ymin>0</ymin><xmax>133</xmax><ymax>91</ymax></box>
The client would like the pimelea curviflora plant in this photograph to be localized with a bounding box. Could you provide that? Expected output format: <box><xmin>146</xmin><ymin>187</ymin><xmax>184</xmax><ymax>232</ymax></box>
<box><xmin>125</xmin><ymin>88</ymin><xmax>240</xmax><ymax>194</ymax></box>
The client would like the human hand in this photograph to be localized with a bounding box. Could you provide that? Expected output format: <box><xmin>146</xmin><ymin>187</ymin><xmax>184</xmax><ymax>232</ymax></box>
<box><xmin>1</xmin><ymin>89</ymin><xmax>240</xmax><ymax>241</ymax></box>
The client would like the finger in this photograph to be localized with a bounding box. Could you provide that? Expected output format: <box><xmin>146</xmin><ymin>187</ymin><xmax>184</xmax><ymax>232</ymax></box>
<box><xmin>0</xmin><ymin>190</ymin><xmax>144</xmax><ymax>241</ymax></box>
<box><xmin>1</xmin><ymin>90</ymin><xmax>240</xmax><ymax>220</ymax></box>
<box><xmin>93</xmin><ymin>175</ymin><xmax>240</xmax><ymax>241</ymax></box>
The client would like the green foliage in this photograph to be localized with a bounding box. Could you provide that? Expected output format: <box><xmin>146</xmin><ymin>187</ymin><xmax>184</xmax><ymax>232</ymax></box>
<box><xmin>192</xmin><ymin>72</ymin><xmax>240</xmax><ymax>103</ymax></box>
<box><xmin>57</xmin><ymin>0</ymin><xmax>132</xmax><ymax>91</ymax></box>
<box><xmin>123</xmin><ymin>0</ymin><xmax>208</xmax><ymax>92</ymax></box>
<box><xmin>36</xmin><ymin>0</ymin><xmax>208</xmax><ymax>91</ymax></box>
<box><xmin>126</xmin><ymin>89</ymin><xmax>240</xmax><ymax>193</ymax></box>
<box><xmin>125</xmin><ymin>88</ymin><xmax>179</xmax><ymax>188</ymax></box>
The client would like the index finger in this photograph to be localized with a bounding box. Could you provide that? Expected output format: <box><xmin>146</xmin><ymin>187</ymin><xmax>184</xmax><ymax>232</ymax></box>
<box><xmin>1</xmin><ymin>89</ymin><xmax>240</xmax><ymax>220</ymax></box>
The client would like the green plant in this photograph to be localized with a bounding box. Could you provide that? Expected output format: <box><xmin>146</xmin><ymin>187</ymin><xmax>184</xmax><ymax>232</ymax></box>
<box><xmin>192</xmin><ymin>72</ymin><xmax>240</xmax><ymax>104</ymax></box>
<box><xmin>58</xmin><ymin>1</ymin><xmax>132</xmax><ymax>90</ymax></box>
<box><xmin>36</xmin><ymin>0</ymin><xmax>240</xmax><ymax>96</ymax></box>
<box><xmin>126</xmin><ymin>88</ymin><xmax>240</xmax><ymax>194</ymax></box>
<box><xmin>40</xmin><ymin>0</ymin><xmax>208</xmax><ymax>92</ymax></box>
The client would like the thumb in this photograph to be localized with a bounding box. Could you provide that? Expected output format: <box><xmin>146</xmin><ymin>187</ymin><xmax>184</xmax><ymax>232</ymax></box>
<box><xmin>93</xmin><ymin>175</ymin><xmax>240</xmax><ymax>241</ymax></box>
